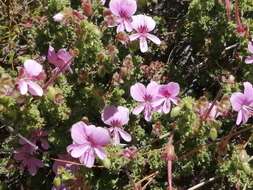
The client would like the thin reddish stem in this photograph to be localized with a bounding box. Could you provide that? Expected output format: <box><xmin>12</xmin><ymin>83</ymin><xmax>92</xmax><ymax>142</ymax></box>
<box><xmin>168</xmin><ymin>160</ymin><xmax>172</xmax><ymax>190</ymax></box>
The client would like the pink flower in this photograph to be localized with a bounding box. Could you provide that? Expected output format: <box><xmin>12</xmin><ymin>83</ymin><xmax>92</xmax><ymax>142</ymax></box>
<box><xmin>14</xmin><ymin>143</ymin><xmax>43</xmax><ymax>176</ymax></box>
<box><xmin>109</xmin><ymin>0</ymin><xmax>137</xmax><ymax>32</ymax></box>
<box><xmin>67</xmin><ymin>121</ymin><xmax>110</xmax><ymax>168</ymax></box>
<box><xmin>121</xmin><ymin>146</ymin><xmax>137</xmax><ymax>159</ymax></box>
<box><xmin>30</xmin><ymin>129</ymin><xmax>49</xmax><ymax>150</ymax></box>
<box><xmin>129</xmin><ymin>15</ymin><xmax>161</xmax><ymax>53</ymax></box>
<box><xmin>152</xmin><ymin>82</ymin><xmax>180</xmax><ymax>114</ymax></box>
<box><xmin>130</xmin><ymin>81</ymin><xmax>160</xmax><ymax>121</ymax></box>
<box><xmin>47</xmin><ymin>46</ymin><xmax>73</xmax><ymax>73</ymax></box>
<box><xmin>197</xmin><ymin>103</ymin><xmax>221</xmax><ymax>120</ymax></box>
<box><xmin>53</xmin><ymin>154</ymin><xmax>80</xmax><ymax>174</ymax></box>
<box><xmin>53</xmin><ymin>12</ymin><xmax>64</xmax><ymax>22</ymax></box>
<box><xmin>17</xmin><ymin>59</ymin><xmax>44</xmax><ymax>96</ymax></box>
<box><xmin>230</xmin><ymin>82</ymin><xmax>253</xmax><ymax>125</ymax></box>
<box><xmin>101</xmin><ymin>105</ymin><xmax>132</xmax><ymax>144</ymax></box>
<box><xmin>245</xmin><ymin>41</ymin><xmax>253</xmax><ymax>64</ymax></box>
<box><xmin>52</xmin><ymin>185</ymin><xmax>67</xmax><ymax>190</ymax></box>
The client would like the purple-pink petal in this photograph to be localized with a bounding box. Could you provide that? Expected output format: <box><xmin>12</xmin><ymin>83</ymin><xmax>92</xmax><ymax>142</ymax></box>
<box><xmin>27</xmin><ymin>81</ymin><xmax>43</xmax><ymax>96</ymax></box>
<box><xmin>139</xmin><ymin>37</ymin><xmax>148</xmax><ymax>53</ymax></box>
<box><xmin>248</xmin><ymin>41</ymin><xmax>253</xmax><ymax>54</ymax></box>
<box><xmin>131</xmin><ymin>15</ymin><xmax>156</xmax><ymax>32</ymax></box>
<box><xmin>89</xmin><ymin>126</ymin><xmax>111</xmax><ymax>146</ymax></box>
<box><xmin>243</xmin><ymin>82</ymin><xmax>253</xmax><ymax>100</ymax></box>
<box><xmin>230</xmin><ymin>92</ymin><xmax>245</xmax><ymax>111</ymax></box>
<box><xmin>132</xmin><ymin>104</ymin><xmax>145</xmax><ymax>115</ymax></box>
<box><xmin>109</xmin><ymin>0</ymin><xmax>137</xmax><ymax>17</ymax></box>
<box><xmin>79</xmin><ymin>148</ymin><xmax>95</xmax><ymax>168</ymax></box>
<box><xmin>70</xmin><ymin>121</ymin><xmax>88</xmax><ymax>144</ymax></box>
<box><xmin>94</xmin><ymin>147</ymin><xmax>107</xmax><ymax>160</ymax></box>
<box><xmin>130</xmin><ymin>83</ymin><xmax>146</xmax><ymax>102</ymax></box>
<box><xmin>159</xmin><ymin>82</ymin><xmax>180</xmax><ymax>98</ymax></box>
<box><xmin>118</xmin><ymin>128</ymin><xmax>132</xmax><ymax>142</ymax></box>
<box><xmin>162</xmin><ymin>100</ymin><xmax>171</xmax><ymax>114</ymax></box>
<box><xmin>147</xmin><ymin>33</ymin><xmax>161</xmax><ymax>45</ymax></box>
<box><xmin>24</xmin><ymin>59</ymin><xmax>43</xmax><ymax>77</ymax></box>
<box><xmin>67</xmin><ymin>144</ymin><xmax>90</xmax><ymax>158</ymax></box>
<box><xmin>18</xmin><ymin>80</ymin><xmax>28</xmax><ymax>95</ymax></box>
<box><xmin>146</xmin><ymin>81</ymin><xmax>160</xmax><ymax>95</ymax></box>
<box><xmin>245</xmin><ymin>56</ymin><xmax>253</xmax><ymax>64</ymax></box>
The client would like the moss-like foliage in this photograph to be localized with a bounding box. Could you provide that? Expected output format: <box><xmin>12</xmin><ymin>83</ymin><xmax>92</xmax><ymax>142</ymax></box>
<box><xmin>0</xmin><ymin>0</ymin><xmax>253</xmax><ymax>189</ymax></box>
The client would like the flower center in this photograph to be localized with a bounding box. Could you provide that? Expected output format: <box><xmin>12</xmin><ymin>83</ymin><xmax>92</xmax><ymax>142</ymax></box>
<box><xmin>144</xmin><ymin>94</ymin><xmax>152</xmax><ymax>102</ymax></box>
<box><xmin>111</xmin><ymin>120</ymin><xmax>122</xmax><ymax>127</ymax></box>
<box><xmin>119</xmin><ymin>10</ymin><xmax>129</xmax><ymax>19</ymax></box>
<box><xmin>137</xmin><ymin>25</ymin><xmax>148</xmax><ymax>34</ymax></box>
<box><xmin>162</xmin><ymin>90</ymin><xmax>171</xmax><ymax>98</ymax></box>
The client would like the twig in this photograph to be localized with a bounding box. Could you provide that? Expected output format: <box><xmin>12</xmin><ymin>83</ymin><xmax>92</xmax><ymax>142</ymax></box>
<box><xmin>166</xmin><ymin>134</ymin><xmax>175</xmax><ymax>190</ymax></box>
<box><xmin>187</xmin><ymin>177</ymin><xmax>217</xmax><ymax>190</ymax></box>
<box><xmin>43</xmin><ymin>57</ymin><xmax>74</xmax><ymax>90</ymax></box>
<box><xmin>141</xmin><ymin>174</ymin><xmax>157</xmax><ymax>190</ymax></box>
<box><xmin>178</xmin><ymin>125</ymin><xmax>253</xmax><ymax>160</ymax></box>
<box><xmin>135</xmin><ymin>171</ymin><xmax>159</xmax><ymax>184</ymax></box>
<box><xmin>159</xmin><ymin>132</ymin><xmax>171</xmax><ymax>140</ymax></box>
<box><xmin>225</xmin><ymin>43</ymin><xmax>239</xmax><ymax>51</ymax></box>
<box><xmin>248</xmin><ymin>156</ymin><xmax>253</xmax><ymax>162</ymax></box>
<box><xmin>51</xmin><ymin>158</ymin><xmax>105</xmax><ymax>168</ymax></box>
<box><xmin>6</xmin><ymin>126</ymin><xmax>38</xmax><ymax>150</ymax></box>
<box><xmin>203</xmin><ymin>89</ymin><xmax>222</xmax><ymax>121</ymax></box>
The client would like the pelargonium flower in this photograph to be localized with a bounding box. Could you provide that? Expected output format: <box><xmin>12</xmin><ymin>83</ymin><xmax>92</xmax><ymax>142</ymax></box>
<box><xmin>129</xmin><ymin>15</ymin><xmax>161</xmax><ymax>53</ymax></box>
<box><xmin>30</xmin><ymin>129</ymin><xmax>49</xmax><ymax>150</ymax></box>
<box><xmin>130</xmin><ymin>81</ymin><xmax>160</xmax><ymax>121</ymax></box>
<box><xmin>17</xmin><ymin>59</ymin><xmax>44</xmax><ymax>96</ymax></box>
<box><xmin>53</xmin><ymin>154</ymin><xmax>80</xmax><ymax>174</ymax></box>
<box><xmin>47</xmin><ymin>46</ymin><xmax>73</xmax><ymax>73</ymax></box>
<box><xmin>52</xmin><ymin>185</ymin><xmax>68</xmax><ymax>190</ymax></box>
<box><xmin>101</xmin><ymin>105</ymin><xmax>131</xmax><ymax>144</ymax></box>
<box><xmin>230</xmin><ymin>82</ymin><xmax>253</xmax><ymax>125</ymax></box>
<box><xmin>67</xmin><ymin>121</ymin><xmax>110</xmax><ymax>168</ymax></box>
<box><xmin>152</xmin><ymin>82</ymin><xmax>180</xmax><ymax>114</ymax></box>
<box><xmin>53</xmin><ymin>12</ymin><xmax>64</xmax><ymax>22</ymax></box>
<box><xmin>14</xmin><ymin>143</ymin><xmax>43</xmax><ymax>176</ymax></box>
<box><xmin>245</xmin><ymin>41</ymin><xmax>253</xmax><ymax>64</ymax></box>
<box><xmin>197</xmin><ymin>102</ymin><xmax>221</xmax><ymax>120</ymax></box>
<box><xmin>121</xmin><ymin>146</ymin><xmax>137</xmax><ymax>159</ymax></box>
<box><xmin>109</xmin><ymin>0</ymin><xmax>137</xmax><ymax>33</ymax></box>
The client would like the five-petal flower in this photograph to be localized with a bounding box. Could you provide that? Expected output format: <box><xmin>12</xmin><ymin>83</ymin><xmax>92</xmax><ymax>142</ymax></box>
<box><xmin>130</xmin><ymin>81</ymin><xmax>160</xmax><ymax>121</ymax></box>
<box><xmin>230</xmin><ymin>82</ymin><xmax>253</xmax><ymax>125</ymax></box>
<box><xmin>129</xmin><ymin>15</ymin><xmax>161</xmax><ymax>52</ymax></box>
<box><xmin>17</xmin><ymin>59</ymin><xmax>44</xmax><ymax>96</ymax></box>
<box><xmin>67</xmin><ymin>121</ymin><xmax>110</xmax><ymax>168</ymax></box>
<box><xmin>101</xmin><ymin>105</ymin><xmax>132</xmax><ymax>144</ymax></box>
<box><xmin>109</xmin><ymin>0</ymin><xmax>137</xmax><ymax>32</ymax></box>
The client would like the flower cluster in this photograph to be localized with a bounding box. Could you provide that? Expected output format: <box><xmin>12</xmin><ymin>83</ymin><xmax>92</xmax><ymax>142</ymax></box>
<box><xmin>16</xmin><ymin>60</ymin><xmax>45</xmax><ymax>96</ymax></box>
<box><xmin>230</xmin><ymin>82</ymin><xmax>253</xmax><ymax>125</ymax></box>
<box><xmin>14</xmin><ymin>130</ymin><xmax>49</xmax><ymax>176</ymax></box>
<box><xmin>15</xmin><ymin>46</ymin><xmax>73</xmax><ymax>97</ymax></box>
<box><xmin>131</xmin><ymin>81</ymin><xmax>180</xmax><ymax>121</ymax></box>
<box><xmin>67</xmin><ymin>121</ymin><xmax>111</xmax><ymax>168</ymax></box>
<box><xmin>107</xmin><ymin>0</ymin><xmax>161</xmax><ymax>52</ymax></box>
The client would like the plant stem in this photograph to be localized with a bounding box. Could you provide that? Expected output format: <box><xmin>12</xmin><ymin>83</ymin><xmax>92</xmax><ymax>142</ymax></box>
<box><xmin>187</xmin><ymin>177</ymin><xmax>217</xmax><ymax>190</ymax></box>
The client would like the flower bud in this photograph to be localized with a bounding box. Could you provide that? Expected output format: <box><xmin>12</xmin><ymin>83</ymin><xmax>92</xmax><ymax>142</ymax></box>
<box><xmin>53</xmin><ymin>176</ymin><xmax>62</xmax><ymax>187</ymax></box>
<box><xmin>170</xmin><ymin>106</ymin><xmax>181</xmax><ymax>118</ymax></box>
<box><xmin>209</xmin><ymin>128</ymin><xmax>217</xmax><ymax>141</ymax></box>
<box><xmin>102</xmin><ymin>158</ymin><xmax>111</xmax><ymax>169</ymax></box>
<box><xmin>47</xmin><ymin>86</ymin><xmax>58</xmax><ymax>101</ymax></box>
<box><xmin>82</xmin><ymin>1</ymin><xmax>93</xmax><ymax>17</ymax></box>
